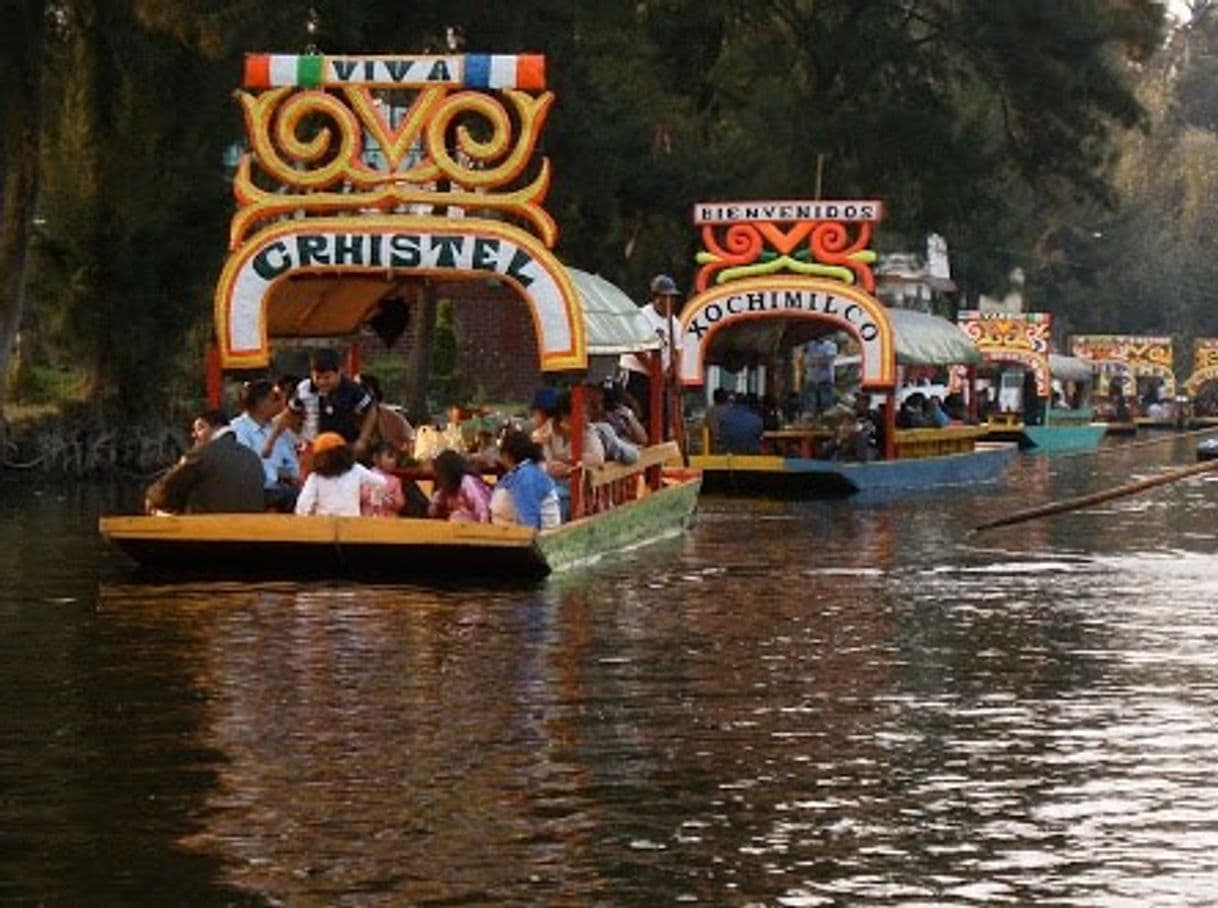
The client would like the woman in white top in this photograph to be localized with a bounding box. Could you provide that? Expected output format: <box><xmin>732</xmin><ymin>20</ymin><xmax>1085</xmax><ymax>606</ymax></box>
<box><xmin>294</xmin><ymin>432</ymin><xmax>388</xmax><ymax>517</ymax></box>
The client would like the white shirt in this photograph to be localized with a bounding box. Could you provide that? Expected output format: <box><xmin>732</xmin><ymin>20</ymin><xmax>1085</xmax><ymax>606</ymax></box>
<box><xmin>294</xmin><ymin>464</ymin><xmax>387</xmax><ymax>517</ymax></box>
<box><xmin>620</xmin><ymin>303</ymin><xmax>678</xmax><ymax>374</ymax></box>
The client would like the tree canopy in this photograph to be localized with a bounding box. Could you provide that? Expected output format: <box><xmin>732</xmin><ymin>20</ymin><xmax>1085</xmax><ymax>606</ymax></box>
<box><xmin>0</xmin><ymin>0</ymin><xmax>1186</xmax><ymax>420</ymax></box>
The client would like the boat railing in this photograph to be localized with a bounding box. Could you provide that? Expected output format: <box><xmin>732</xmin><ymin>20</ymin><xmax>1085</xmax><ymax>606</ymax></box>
<box><xmin>580</xmin><ymin>441</ymin><xmax>680</xmax><ymax>515</ymax></box>
<box><xmin>893</xmin><ymin>425</ymin><xmax>985</xmax><ymax>460</ymax></box>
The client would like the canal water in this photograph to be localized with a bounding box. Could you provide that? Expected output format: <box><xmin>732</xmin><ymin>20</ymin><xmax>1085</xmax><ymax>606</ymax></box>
<box><xmin>3</xmin><ymin>437</ymin><xmax>1218</xmax><ymax>905</ymax></box>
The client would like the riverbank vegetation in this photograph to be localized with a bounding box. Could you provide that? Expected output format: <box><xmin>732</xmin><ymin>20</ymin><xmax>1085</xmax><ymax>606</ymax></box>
<box><xmin>5</xmin><ymin>0</ymin><xmax>1218</xmax><ymax>470</ymax></box>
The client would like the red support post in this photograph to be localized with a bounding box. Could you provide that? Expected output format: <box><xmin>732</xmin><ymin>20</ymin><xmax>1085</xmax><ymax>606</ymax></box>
<box><xmin>347</xmin><ymin>339</ymin><xmax>362</xmax><ymax>378</ymax></box>
<box><xmin>884</xmin><ymin>390</ymin><xmax>897</xmax><ymax>461</ymax></box>
<box><xmin>569</xmin><ymin>383</ymin><xmax>586</xmax><ymax>520</ymax></box>
<box><xmin>205</xmin><ymin>341</ymin><xmax>222</xmax><ymax>409</ymax></box>
<box><xmin>648</xmin><ymin>352</ymin><xmax>664</xmax><ymax>444</ymax></box>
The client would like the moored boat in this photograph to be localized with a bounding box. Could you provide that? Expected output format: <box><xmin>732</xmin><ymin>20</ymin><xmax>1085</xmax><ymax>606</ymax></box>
<box><xmin>674</xmin><ymin>200</ymin><xmax>1016</xmax><ymax>497</ymax></box>
<box><xmin>100</xmin><ymin>51</ymin><xmax>699</xmax><ymax>578</ymax></box>
<box><xmin>957</xmin><ymin>311</ymin><xmax>1106</xmax><ymax>454</ymax></box>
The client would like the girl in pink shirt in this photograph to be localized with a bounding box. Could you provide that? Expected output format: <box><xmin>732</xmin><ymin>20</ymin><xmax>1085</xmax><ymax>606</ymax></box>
<box><xmin>428</xmin><ymin>450</ymin><xmax>491</xmax><ymax>523</ymax></box>
<box><xmin>360</xmin><ymin>442</ymin><xmax>406</xmax><ymax>517</ymax></box>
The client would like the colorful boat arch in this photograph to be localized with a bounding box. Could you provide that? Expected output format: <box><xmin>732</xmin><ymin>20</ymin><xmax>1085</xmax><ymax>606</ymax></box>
<box><xmin>1070</xmin><ymin>335</ymin><xmax>1175</xmax><ymax>396</ymax></box>
<box><xmin>214</xmin><ymin>216</ymin><xmax>585</xmax><ymax>371</ymax></box>
<box><xmin>678</xmin><ymin>275</ymin><xmax>896</xmax><ymax>388</ymax></box>
<box><xmin>1185</xmin><ymin>338</ymin><xmax>1218</xmax><ymax>395</ymax></box>
<box><xmin>956</xmin><ymin>311</ymin><xmax>1052</xmax><ymax>397</ymax></box>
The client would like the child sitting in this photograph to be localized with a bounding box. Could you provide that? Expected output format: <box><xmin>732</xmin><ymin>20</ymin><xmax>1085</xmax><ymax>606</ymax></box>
<box><xmin>491</xmin><ymin>430</ymin><xmax>561</xmax><ymax>529</ymax></box>
<box><xmin>295</xmin><ymin>432</ymin><xmax>388</xmax><ymax>517</ymax></box>
<box><xmin>427</xmin><ymin>449</ymin><xmax>491</xmax><ymax>523</ymax></box>
<box><xmin>361</xmin><ymin>441</ymin><xmax>406</xmax><ymax>517</ymax></box>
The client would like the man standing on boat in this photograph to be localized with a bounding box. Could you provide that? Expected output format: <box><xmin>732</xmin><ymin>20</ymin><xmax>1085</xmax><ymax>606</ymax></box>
<box><xmin>619</xmin><ymin>274</ymin><xmax>682</xmax><ymax>431</ymax></box>
<box><xmin>801</xmin><ymin>335</ymin><xmax>838</xmax><ymax>418</ymax></box>
<box><xmin>264</xmin><ymin>348</ymin><xmax>378</xmax><ymax>463</ymax></box>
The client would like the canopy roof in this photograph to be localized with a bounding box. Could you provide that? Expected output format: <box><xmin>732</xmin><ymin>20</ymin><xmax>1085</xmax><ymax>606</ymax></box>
<box><xmin>701</xmin><ymin>304</ymin><xmax>978</xmax><ymax>371</ymax></box>
<box><xmin>1048</xmin><ymin>353</ymin><xmax>1094</xmax><ymax>383</ymax></box>
<box><xmin>567</xmin><ymin>268</ymin><xmax>660</xmax><ymax>356</ymax></box>
<box><xmin>887</xmin><ymin>308</ymin><xmax>982</xmax><ymax>367</ymax></box>
<box><xmin>261</xmin><ymin>265</ymin><xmax>654</xmax><ymax>361</ymax></box>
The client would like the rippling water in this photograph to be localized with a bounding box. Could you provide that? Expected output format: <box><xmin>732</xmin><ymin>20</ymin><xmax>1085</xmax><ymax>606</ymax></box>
<box><xmin>3</xmin><ymin>437</ymin><xmax>1218</xmax><ymax>905</ymax></box>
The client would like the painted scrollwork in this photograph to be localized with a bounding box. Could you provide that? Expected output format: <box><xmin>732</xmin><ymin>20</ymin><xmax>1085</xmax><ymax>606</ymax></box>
<box><xmin>232</xmin><ymin>83</ymin><xmax>556</xmax><ymax>248</ymax></box>
<box><xmin>695</xmin><ymin>220</ymin><xmax>876</xmax><ymax>292</ymax></box>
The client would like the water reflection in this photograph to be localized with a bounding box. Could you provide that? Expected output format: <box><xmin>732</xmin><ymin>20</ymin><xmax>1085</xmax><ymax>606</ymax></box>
<box><xmin>6</xmin><ymin>442</ymin><xmax>1218</xmax><ymax>904</ymax></box>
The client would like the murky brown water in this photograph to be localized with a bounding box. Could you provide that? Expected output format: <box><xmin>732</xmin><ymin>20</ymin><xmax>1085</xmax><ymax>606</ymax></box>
<box><xmin>3</xmin><ymin>436</ymin><xmax>1218</xmax><ymax>905</ymax></box>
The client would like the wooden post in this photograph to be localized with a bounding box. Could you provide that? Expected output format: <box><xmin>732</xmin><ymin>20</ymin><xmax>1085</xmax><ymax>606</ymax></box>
<box><xmin>967</xmin><ymin>365</ymin><xmax>979</xmax><ymax>424</ymax></box>
<box><xmin>647</xmin><ymin>352</ymin><xmax>664</xmax><ymax>490</ymax></box>
<box><xmin>569</xmin><ymin>382</ymin><xmax>586</xmax><ymax>519</ymax></box>
<box><xmin>883</xmin><ymin>390</ymin><xmax>897</xmax><ymax>460</ymax></box>
<box><xmin>205</xmin><ymin>341</ymin><xmax>222</xmax><ymax>409</ymax></box>
<box><xmin>347</xmin><ymin>339</ymin><xmax>362</xmax><ymax>378</ymax></box>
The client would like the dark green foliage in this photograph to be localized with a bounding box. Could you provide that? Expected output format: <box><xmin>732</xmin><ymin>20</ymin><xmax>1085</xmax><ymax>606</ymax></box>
<box><xmin>5</xmin><ymin>0</ymin><xmax>1178</xmax><ymax>420</ymax></box>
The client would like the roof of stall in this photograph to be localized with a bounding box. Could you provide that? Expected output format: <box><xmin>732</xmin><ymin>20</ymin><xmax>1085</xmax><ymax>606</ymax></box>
<box><xmin>1048</xmin><ymin>353</ymin><xmax>1094</xmax><ymax>383</ymax></box>
<box><xmin>568</xmin><ymin>267</ymin><xmax>660</xmax><ymax>356</ymax></box>
<box><xmin>263</xmin><ymin>265</ymin><xmax>657</xmax><ymax>359</ymax></box>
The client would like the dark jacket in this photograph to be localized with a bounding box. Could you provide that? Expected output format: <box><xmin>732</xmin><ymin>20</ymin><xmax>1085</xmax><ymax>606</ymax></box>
<box><xmin>146</xmin><ymin>431</ymin><xmax>265</xmax><ymax>514</ymax></box>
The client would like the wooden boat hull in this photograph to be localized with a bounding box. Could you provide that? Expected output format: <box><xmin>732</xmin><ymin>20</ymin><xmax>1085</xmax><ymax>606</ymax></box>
<box><xmin>1023</xmin><ymin>423</ymin><xmax>1107</xmax><ymax>454</ymax></box>
<box><xmin>1104</xmin><ymin>421</ymin><xmax>1138</xmax><ymax>437</ymax></box>
<box><xmin>689</xmin><ymin>443</ymin><xmax>1017</xmax><ymax>498</ymax></box>
<box><xmin>100</xmin><ymin>476</ymin><xmax>701</xmax><ymax>579</ymax></box>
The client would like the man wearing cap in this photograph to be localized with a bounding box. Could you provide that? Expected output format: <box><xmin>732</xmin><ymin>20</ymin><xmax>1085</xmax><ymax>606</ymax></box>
<box><xmin>619</xmin><ymin>274</ymin><xmax>682</xmax><ymax>429</ymax></box>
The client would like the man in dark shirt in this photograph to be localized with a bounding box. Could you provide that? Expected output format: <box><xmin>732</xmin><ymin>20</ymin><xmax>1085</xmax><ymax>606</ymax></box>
<box><xmin>718</xmin><ymin>397</ymin><xmax>764</xmax><ymax>455</ymax></box>
<box><xmin>146</xmin><ymin>410</ymin><xmax>265</xmax><ymax>514</ymax></box>
<box><xmin>264</xmin><ymin>347</ymin><xmax>377</xmax><ymax>459</ymax></box>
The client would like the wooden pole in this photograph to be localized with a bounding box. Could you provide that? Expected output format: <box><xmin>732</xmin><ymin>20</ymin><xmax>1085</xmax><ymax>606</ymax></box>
<box><xmin>974</xmin><ymin>458</ymin><xmax>1218</xmax><ymax>532</ymax></box>
<box><xmin>883</xmin><ymin>390</ymin><xmax>897</xmax><ymax>460</ymax></box>
<box><xmin>569</xmin><ymin>383</ymin><xmax>586</xmax><ymax>519</ymax></box>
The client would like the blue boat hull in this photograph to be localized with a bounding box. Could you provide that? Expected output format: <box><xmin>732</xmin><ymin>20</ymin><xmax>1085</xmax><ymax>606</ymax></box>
<box><xmin>694</xmin><ymin>443</ymin><xmax>1018</xmax><ymax>498</ymax></box>
<box><xmin>1023</xmin><ymin>423</ymin><xmax>1107</xmax><ymax>454</ymax></box>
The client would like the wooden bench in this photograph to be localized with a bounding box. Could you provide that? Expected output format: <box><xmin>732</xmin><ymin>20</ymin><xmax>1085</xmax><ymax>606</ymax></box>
<box><xmin>581</xmin><ymin>441</ymin><xmax>680</xmax><ymax>514</ymax></box>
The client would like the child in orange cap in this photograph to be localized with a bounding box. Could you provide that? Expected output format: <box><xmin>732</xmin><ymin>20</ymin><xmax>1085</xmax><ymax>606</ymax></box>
<box><xmin>294</xmin><ymin>432</ymin><xmax>388</xmax><ymax>517</ymax></box>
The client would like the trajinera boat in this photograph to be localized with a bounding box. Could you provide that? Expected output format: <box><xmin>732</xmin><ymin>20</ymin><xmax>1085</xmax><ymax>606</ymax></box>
<box><xmin>676</xmin><ymin>199</ymin><xmax>1017</xmax><ymax>496</ymax></box>
<box><xmin>100</xmin><ymin>52</ymin><xmax>700</xmax><ymax>578</ymax></box>
<box><xmin>957</xmin><ymin>310</ymin><xmax>1107</xmax><ymax>454</ymax></box>
<box><xmin>1071</xmin><ymin>334</ymin><xmax>1176</xmax><ymax>434</ymax></box>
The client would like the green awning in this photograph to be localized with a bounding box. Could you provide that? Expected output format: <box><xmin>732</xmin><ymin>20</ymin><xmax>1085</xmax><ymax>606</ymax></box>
<box><xmin>887</xmin><ymin>307</ymin><xmax>982</xmax><ymax>366</ymax></box>
<box><xmin>1049</xmin><ymin>353</ymin><xmax>1094</xmax><ymax>383</ymax></box>
<box><xmin>566</xmin><ymin>267</ymin><xmax>660</xmax><ymax>357</ymax></box>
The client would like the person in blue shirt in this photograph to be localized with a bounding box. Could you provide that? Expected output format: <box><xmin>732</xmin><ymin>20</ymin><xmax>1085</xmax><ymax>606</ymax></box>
<box><xmin>491</xmin><ymin>430</ymin><xmax>561</xmax><ymax>529</ymax></box>
<box><xmin>231</xmin><ymin>379</ymin><xmax>300</xmax><ymax>511</ymax></box>
<box><xmin>718</xmin><ymin>396</ymin><xmax>764</xmax><ymax>455</ymax></box>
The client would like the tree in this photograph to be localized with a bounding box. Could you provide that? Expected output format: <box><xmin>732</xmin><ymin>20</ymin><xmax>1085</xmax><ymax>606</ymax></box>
<box><xmin>0</xmin><ymin>0</ymin><xmax>48</xmax><ymax>426</ymax></box>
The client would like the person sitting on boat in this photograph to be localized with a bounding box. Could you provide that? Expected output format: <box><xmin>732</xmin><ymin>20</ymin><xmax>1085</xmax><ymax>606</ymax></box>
<box><xmin>529</xmin><ymin>386</ymin><xmax>560</xmax><ymax>448</ymax></box>
<box><xmin>265</xmin><ymin>348</ymin><xmax>377</xmax><ymax>464</ymax></box>
<box><xmin>602</xmin><ymin>382</ymin><xmax>649</xmax><ymax>446</ymax></box>
<box><xmin>587</xmin><ymin>384</ymin><xmax>640</xmax><ymax>465</ymax></box>
<box><xmin>925</xmin><ymin>396</ymin><xmax>951</xmax><ymax>429</ymax></box>
<box><xmin>359</xmin><ymin>373</ymin><xmax>414</xmax><ymax>456</ymax></box>
<box><xmin>428</xmin><ymin>449</ymin><xmax>492</xmax><ymax>523</ymax></box>
<box><xmin>361</xmin><ymin>442</ymin><xmax>406</xmax><ymax>517</ymax></box>
<box><xmin>294</xmin><ymin>432</ymin><xmax>388</xmax><ymax>517</ymax></box>
<box><xmin>545</xmin><ymin>390</ymin><xmax>606</xmax><ymax>479</ymax></box>
<box><xmin>145</xmin><ymin>409</ymin><xmax>265</xmax><ymax>515</ymax></box>
<box><xmin>491</xmin><ymin>430</ymin><xmax>561</xmax><ymax>529</ymax></box>
<box><xmin>717</xmin><ymin>394</ymin><xmax>763</xmax><ymax>455</ymax></box>
<box><xmin>705</xmin><ymin>388</ymin><xmax>732</xmax><ymax>452</ymax></box>
<box><xmin>231</xmin><ymin>379</ymin><xmax>300</xmax><ymax>512</ymax></box>
<box><xmin>897</xmin><ymin>392</ymin><xmax>929</xmax><ymax>429</ymax></box>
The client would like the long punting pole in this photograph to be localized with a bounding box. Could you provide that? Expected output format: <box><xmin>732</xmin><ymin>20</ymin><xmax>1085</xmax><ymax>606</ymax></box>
<box><xmin>570</xmin><ymin>382</ymin><xmax>586</xmax><ymax>519</ymax></box>
<box><xmin>974</xmin><ymin>458</ymin><xmax>1218</xmax><ymax>532</ymax></box>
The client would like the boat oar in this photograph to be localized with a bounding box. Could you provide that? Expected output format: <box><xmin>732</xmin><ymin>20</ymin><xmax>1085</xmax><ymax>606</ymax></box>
<box><xmin>973</xmin><ymin>458</ymin><xmax>1218</xmax><ymax>532</ymax></box>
